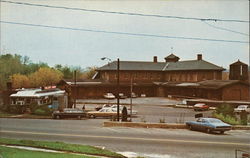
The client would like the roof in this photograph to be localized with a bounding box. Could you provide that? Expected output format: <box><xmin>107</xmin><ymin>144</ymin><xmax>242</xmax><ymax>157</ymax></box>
<box><xmin>163</xmin><ymin>80</ymin><xmax>248</xmax><ymax>89</ymax></box>
<box><xmin>165</xmin><ymin>53</ymin><xmax>179</xmax><ymax>59</ymax></box>
<box><xmin>10</xmin><ymin>88</ymin><xmax>65</xmax><ymax>98</ymax></box>
<box><xmin>97</xmin><ymin>60</ymin><xmax>225</xmax><ymax>71</ymax></box>
<box><xmin>230</xmin><ymin>60</ymin><xmax>248</xmax><ymax>66</ymax></box>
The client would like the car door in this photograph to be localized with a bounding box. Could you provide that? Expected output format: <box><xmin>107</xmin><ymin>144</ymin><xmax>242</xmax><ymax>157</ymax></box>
<box><xmin>195</xmin><ymin>118</ymin><xmax>205</xmax><ymax>131</ymax></box>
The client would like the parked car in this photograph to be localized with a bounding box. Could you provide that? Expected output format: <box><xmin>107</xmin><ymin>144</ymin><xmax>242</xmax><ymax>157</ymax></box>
<box><xmin>130</xmin><ymin>92</ymin><xmax>137</xmax><ymax>98</ymax></box>
<box><xmin>118</xmin><ymin>93</ymin><xmax>127</xmax><ymax>99</ymax></box>
<box><xmin>103</xmin><ymin>93</ymin><xmax>115</xmax><ymax>99</ymax></box>
<box><xmin>234</xmin><ymin>105</ymin><xmax>250</xmax><ymax>114</ymax></box>
<box><xmin>87</xmin><ymin>108</ymin><xmax>119</xmax><ymax>118</ymax></box>
<box><xmin>186</xmin><ymin>118</ymin><xmax>231</xmax><ymax>134</ymax></box>
<box><xmin>109</xmin><ymin>104</ymin><xmax>138</xmax><ymax>115</ymax></box>
<box><xmin>193</xmin><ymin>103</ymin><xmax>209</xmax><ymax>111</ymax></box>
<box><xmin>95</xmin><ymin>104</ymin><xmax>111</xmax><ymax>111</ymax></box>
<box><xmin>52</xmin><ymin>108</ymin><xmax>86</xmax><ymax>119</ymax></box>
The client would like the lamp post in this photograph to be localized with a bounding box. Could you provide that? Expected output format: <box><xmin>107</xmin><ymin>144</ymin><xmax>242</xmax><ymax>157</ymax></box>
<box><xmin>101</xmin><ymin>57</ymin><xmax>120</xmax><ymax>121</ymax></box>
<box><xmin>117</xmin><ymin>58</ymin><xmax>120</xmax><ymax>121</ymax></box>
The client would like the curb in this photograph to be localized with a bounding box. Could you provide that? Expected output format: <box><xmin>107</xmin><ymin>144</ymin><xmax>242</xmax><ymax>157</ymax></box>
<box><xmin>103</xmin><ymin>121</ymin><xmax>250</xmax><ymax>130</ymax></box>
<box><xmin>104</xmin><ymin>121</ymin><xmax>187</xmax><ymax>129</ymax></box>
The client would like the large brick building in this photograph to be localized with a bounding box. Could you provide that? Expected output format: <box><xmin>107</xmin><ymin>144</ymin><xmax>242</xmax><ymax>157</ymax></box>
<box><xmin>58</xmin><ymin>54</ymin><xmax>250</xmax><ymax>101</ymax></box>
<box><xmin>96</xmin><ymin>54</ymin><xmax>224</xmax><ymax>83</ymax></box>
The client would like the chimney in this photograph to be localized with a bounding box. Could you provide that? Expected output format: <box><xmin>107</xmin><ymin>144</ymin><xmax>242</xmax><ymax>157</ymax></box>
<box><xmin>197</xmin><ymin>54</ymin><xmax>202</xmax><ymax>60</ymax></box>
<box><xmin>153</xmin><ymin>56</ymin><xmax>158</xmax><ymax>63</ymax></box>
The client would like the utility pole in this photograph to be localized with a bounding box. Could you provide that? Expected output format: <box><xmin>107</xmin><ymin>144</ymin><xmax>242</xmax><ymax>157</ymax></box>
<box><xmin>130</xmin><ymin>76</ymin><xmax>133</xmax><ymax>121</ymax></box>
<box><xmin>117</xmin><ymin>58</ymin><xmax>120</xmax><ymax>121</ymax></box>
<box><xmin>74</xmin><ymin>70</ymin><xmax>76</xmax><ymax>108</ymax></box>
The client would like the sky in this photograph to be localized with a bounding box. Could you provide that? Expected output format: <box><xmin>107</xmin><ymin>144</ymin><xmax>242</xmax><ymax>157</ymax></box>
<box><xmin>0</xmin><ymin>0</ymin><xmax>249</xmax><ymax>69</ymax></box>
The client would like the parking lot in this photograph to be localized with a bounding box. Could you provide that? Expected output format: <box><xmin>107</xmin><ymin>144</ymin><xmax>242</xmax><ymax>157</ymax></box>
<box><xmin>76</xmin><ymin>97</ymin><xmax>213</xmax><ymax>123</ymax></box>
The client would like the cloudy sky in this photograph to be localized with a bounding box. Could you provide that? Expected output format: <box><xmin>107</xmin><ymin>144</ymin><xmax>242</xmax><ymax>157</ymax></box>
<box><xmin>0</xmin><ymin>0</ymin><xmax>249</xmax><ymax>69</ymax></box>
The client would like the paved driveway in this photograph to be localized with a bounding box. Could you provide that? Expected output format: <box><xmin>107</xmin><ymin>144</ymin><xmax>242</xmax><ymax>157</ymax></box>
<box><xmin>76</xmin><ymin>97</ymin><xmax>213</xmax><ymax>123</ymax></box>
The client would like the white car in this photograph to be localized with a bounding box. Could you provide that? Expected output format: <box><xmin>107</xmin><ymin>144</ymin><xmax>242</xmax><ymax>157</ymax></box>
<box><xmin>234</xmin><ymin>105</ymin><xmax>250</xmax><ymax>113</ymax></box>
<box><xmin>103</xmin><ymin>93</ymin><xmax>115</xmax><ymax>99</ymax></box>
<box><xmin>105</xmin><ymin>104</ymin><xmax>138</xmax><ymax>115</ymax></box>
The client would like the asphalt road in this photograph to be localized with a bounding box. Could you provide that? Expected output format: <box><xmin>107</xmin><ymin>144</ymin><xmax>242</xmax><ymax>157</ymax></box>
<box><xmin>0</xmin><ymin>118</ymin><xmax>249</xmax><ymax>158</ymax></box>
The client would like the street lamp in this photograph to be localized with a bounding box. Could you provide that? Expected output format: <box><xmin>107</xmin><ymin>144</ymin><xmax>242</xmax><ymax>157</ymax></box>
<box><xmin>101</xmin><ymin>57</ymin><xmax>120</xmax><ymax>122</ymax></box>
<box><xmin>101</xmin><ymin>57</ymin><xmax>112</xmax><ymax>63</ymax></box>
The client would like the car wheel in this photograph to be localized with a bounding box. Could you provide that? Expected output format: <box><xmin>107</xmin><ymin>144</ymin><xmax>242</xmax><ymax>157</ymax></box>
<box><xmin>56</xmin><ymin>115</ymin><xmax>60</xmax><ymax>119</ymax></box>
<box><xmin>206</xmin><ymin>128</ymin><xmax>211</xmax><ymax>133</ymax></box>
<box><xmin>189</xmin><ymin>125</ymin><xmax>193</xmax><ymax>130</ymax></box>
<box><xmin>77</xmin><ymin>115</ymin><xmax>81</xmax><ymax>120</ymax></box>
<box><xmin>220</xmin><ymin>131</ymin><xmax>224</xmax><ymax>134</ymax></box>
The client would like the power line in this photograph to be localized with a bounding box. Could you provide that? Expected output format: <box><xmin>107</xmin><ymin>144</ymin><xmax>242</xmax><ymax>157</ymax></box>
<box><xmin>1</xmin><ymin>20</ymin><xmax>248</xmax><ymax>44</ymax></box>
<box><xmin>1</xmin><ymin>0</ymin><xmax>249</xmax><ymax>23</ymax></box>
<box><xmin>202</xmin><ymin>21</ymin><xmax>249</xmax><ymax>36</ymax></box>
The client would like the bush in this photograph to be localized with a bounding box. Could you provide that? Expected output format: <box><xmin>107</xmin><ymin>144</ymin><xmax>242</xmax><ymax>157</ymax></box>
<box><xmin>32</xmin><ymin>104</ymin><xmax>53</xmax><ymax>116</ymax></box>
<box><xmin>213</xmin><ymin>113</ymin><xmax>241</xmax><ymax>125</ymax></box>
<box><xmin>216</xmin><ymin>104</ymin><xmax>235</xmax><ymax>117</ymax></box>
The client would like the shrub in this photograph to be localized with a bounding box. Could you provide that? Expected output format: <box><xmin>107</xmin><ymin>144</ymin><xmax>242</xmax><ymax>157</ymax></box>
<box><xmin>32</xmin><ymin>104</ymin><xmax>53</xmax><ymax>116</ymax></box>
<box><xmin>216</xmin><ymin>104</ymin><xmax>235</xmax><ymax>117</ymax></box>
<box><xmin>213</xmin><ymin>113</ymin><xmax>241</xmax><ymax>125</ymax></box>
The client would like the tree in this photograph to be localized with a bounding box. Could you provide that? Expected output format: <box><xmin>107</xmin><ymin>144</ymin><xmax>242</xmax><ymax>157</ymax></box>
<box><xmin>29</xmin><ymin>67</ymin><xmax>63</xmax><ymax>87</ymax></box>
<box><xmin>10</xmin><ymin>74</ymin><xmax>30</xmax><ymax>89</ymax></box>
<box><xmin>82</xmin><ymin>67</ymin><xmax>97</xmax><ymax>79</ymax></box>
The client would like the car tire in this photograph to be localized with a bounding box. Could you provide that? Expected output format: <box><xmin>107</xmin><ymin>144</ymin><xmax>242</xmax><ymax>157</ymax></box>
<box><xmin>189</xmin><ymin>125</ymin><xmax>193</xmax><ymax>130</ymax></box>
<box><xmin>90</xmin><ymin>114</ymin><xmax>95</xmax><ymax>119</ymax></box>
<box><xmin>56</xmin><ymin>115</ymin><xmax>60</xmax><ymax>119</ymax></box>
<box><xmin>77</xmin><ymin>115</ymin><xmax>81</xmax><ymax>120</ymax></box>
<box><xmin>220</xmin><ymin>131</ymin><xmax>224</xmax><ymax>134</ymax></box>
<box><xmin>206</xmin><ymin>128</ymin><xmax>211</xmax><ymax>133</ymax></box>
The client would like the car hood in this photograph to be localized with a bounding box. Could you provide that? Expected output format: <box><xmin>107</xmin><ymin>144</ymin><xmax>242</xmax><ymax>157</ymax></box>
<box><xmin>210</xmin><ymin>122</ymin><xmax>231</xmax><ymax>127</ymax></box>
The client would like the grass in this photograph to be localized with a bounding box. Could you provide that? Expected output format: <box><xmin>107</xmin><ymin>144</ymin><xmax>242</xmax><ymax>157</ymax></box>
<box><xmin>0</xmin><ymin>146</ymin><xmax>94</xmax><ymax>158</ymax></box>
<box><xmin>0</xmin><ymin>137</ymin><xmax>126</xmax><ymax>158</ymax></box>
<box><xmin>0</xmin><ymin>110</ymin><xmax>14</xmax><ymax>117</ymax></box>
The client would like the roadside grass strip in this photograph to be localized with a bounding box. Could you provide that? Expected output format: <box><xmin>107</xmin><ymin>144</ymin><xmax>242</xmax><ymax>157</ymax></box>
<box><xmin>0</xmin><ymin>137</ymin><xmax>126</xmax><ymax>158</ymax></box>
<box><xmin>0</xmin><ymin>145</ymin><xmax>95</xmax><ymax>158</ymax></box>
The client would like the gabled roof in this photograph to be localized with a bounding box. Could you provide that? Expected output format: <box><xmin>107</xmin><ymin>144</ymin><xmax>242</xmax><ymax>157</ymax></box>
<box><xmin>164</xmin><ymin>53</ymin><xmax>179</xmax><ymax>60</ymax></box>
<box><xmin>97</xmin><ymin>60</ymin><xmax>225</xmax><ymax>71</ymax></box>
<box><xmin>230</xmin><ymin>60</ymin><xmax>248</xmax><ymax>66</ymax></box>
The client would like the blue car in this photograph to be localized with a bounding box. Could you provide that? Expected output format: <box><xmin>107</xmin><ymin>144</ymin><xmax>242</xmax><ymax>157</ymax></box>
<box><xmin>186</xmin><ymin>118</ymin><xmax>231</xmax><ymax>134</ymax></box>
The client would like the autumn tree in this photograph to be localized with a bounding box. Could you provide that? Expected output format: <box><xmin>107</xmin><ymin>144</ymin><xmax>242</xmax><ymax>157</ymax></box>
<box><xmin>10</xmin><ymin>74</ymin><xmax>30</xmax><ymax>89</ymax></box>
<box><xmin>29</xmin><ymin>67</ymin><xmax>63</xmax><ymax>87</ymax></box>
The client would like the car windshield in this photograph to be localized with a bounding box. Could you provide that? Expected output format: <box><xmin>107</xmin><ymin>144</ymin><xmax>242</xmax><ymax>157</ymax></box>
<box><xmin>238</xmin><ymin>105</ymin><xmax>247</xmax><ymax>108</ymax></box>
<box><xmin>208</xmin><ymin>118</ymin><xmax>222</xmax><ymax>123</ymax></box>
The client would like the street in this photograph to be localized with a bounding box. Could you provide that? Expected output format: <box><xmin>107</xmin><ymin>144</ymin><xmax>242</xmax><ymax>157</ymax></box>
<box><xmin>0</xmin><ymin>118</ymin><xmax>249</xmax><ymax>158</ymax></box>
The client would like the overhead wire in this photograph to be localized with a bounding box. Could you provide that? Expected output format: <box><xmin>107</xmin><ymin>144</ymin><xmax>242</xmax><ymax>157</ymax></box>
<box><xmin>0</xmin><ymin>0</ymin><xmax>249</xmax><ymax>23</ymax></box>
<box><xmin>0</xmin><ymin>20</ymin><xmax>248</xmax><ymax>44</ymax></box>
<box><xmin>202</xmin><ymin>21</ymin><xmax>249</xmax><ymax>36</ymax></box>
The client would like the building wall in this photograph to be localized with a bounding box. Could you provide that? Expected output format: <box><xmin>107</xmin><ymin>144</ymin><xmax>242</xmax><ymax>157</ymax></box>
<box><xmin>100</xmin><ymin>70</ymin><xmax>222</xmax><ymax>83</ymax></box>
<box><xmin>229</xmin><ymin>64</ymin><xmax>249</xmax><ymax>81</ymax></box>
<box><xmin>222</xmin><ymin>84</ymin><xmax>250</xmax><ymax>100</ymax></box>
<box><xmin>164</xmin><ymin>70</ymin><xmax>222</xmax><ymax>82</ymax></box>
<box><xmin>70</xmin><ymin>85</ymin><xmax>156</xmax><ymax>99</ymax></box>
<box><xmin>100</xmin><ymin>70</ymin><xmax>163</xmax><ymax>83</ymax></box>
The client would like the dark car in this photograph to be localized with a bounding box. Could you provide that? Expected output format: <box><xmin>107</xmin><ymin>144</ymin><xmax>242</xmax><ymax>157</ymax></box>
<box><xmin>186</xmin><ymin>118</ymin><xmax>231</xmax><ymax>134</ymax></box>
<box><xmin>52</xmin><ymin>108</ymin><xmax>86</xmax><ymax>119</ymax></box>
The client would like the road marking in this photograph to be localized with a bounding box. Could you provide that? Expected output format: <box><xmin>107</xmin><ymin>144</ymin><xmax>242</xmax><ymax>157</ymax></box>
<box><xmin>1</xmin><ymin>130</ymin><xmax>250</xmax><ymax>147</ymax></box>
